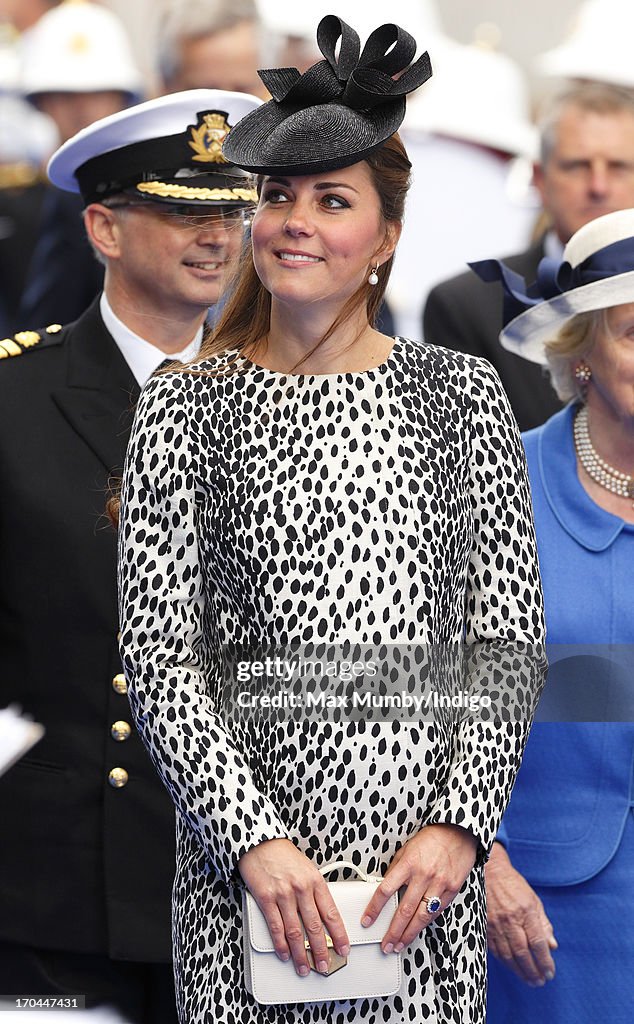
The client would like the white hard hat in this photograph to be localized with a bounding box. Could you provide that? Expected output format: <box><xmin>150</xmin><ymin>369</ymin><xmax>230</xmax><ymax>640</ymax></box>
<box><xmin>20</xmin><ymin>0</ymin><xmax>143</xmax><ymax>101</ymax></box>
<box><xmin>255</xmin><ymin>0</ymin><xmax>442</xmax><ymax>45</ymax></box>
<box><xmin>536</xmin><ymin>0</ymin><xmax>634</xmax><ymax>89</ymax></box>
<box><xmin>406</xmin><ymin>36</ymin><xmax>537</xmax><ymax>159</ymax></box>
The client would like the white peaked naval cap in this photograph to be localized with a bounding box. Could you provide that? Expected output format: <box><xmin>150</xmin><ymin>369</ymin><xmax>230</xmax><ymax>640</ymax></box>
<box><xmin>47</xmin><ymin>89</ymin><xmax>262</xmax><ymax>206</ymax></box>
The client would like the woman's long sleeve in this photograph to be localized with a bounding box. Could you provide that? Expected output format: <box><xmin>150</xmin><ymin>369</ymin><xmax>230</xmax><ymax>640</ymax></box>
<box><xmin>117</xmin><ymin>374</ymin><xmax>288</xmax><ymax>884</ymax></box>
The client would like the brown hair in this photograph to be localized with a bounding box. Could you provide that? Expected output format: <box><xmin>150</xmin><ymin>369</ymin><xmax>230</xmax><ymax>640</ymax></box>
<box><xmin>196</xmin><ymin>132</ymin><xmax>412</xmax><ymax>368</ymax></box>
<box><xmin>108</xmin><ymin>134</ymin><xmax>412</xmax><ymax>526</ymax></box>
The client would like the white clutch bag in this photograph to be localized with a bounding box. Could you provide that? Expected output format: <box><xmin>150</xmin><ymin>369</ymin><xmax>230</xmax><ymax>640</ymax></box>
<box><xmin>243</xmin><ymin>860</ymin><xmax>402</xmax><ymax>1005</ymax></box>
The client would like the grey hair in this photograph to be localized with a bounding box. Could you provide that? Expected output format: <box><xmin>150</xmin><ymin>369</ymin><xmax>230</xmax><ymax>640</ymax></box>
<box><xmin>156</xmin><ymin>0</ymin><xmax>265</xmax><ymax>85</ymax></box>
<box><xmin>544</xmin><ymin>308</ymin><xmax>607</xmax><ymax>402</ymax></box>
<box><xmin>538</xmin><ymin>82</ymin><xmax>634</xmax><ymax>167</ymax></box>
<box><xmin>82</xmin><ymin>196</ymin><xmax>132</xmax><ymax>267</ymax></box>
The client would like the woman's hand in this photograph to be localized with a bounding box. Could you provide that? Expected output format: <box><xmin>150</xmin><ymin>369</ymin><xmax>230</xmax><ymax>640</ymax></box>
<box><xmin>485</xmin><ymin>841</ymin><xmax>557</xmax><ymax>986</ymax></box>
<box><xmin>238</xmin><ymin>838</ymin><xmax>350</xmax><ymax>977</ymax></box>
<box><xmin>361</xmin><ymin>823</ymin><xmax>479</xmax><ymax>953</ymax></box>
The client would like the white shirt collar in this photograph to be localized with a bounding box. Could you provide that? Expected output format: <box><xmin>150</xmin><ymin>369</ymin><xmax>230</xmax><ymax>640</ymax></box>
<box><xmin>543</xmin><ymin>230</ymin><xmax>564</xmax><ymax>262</ymax></box>
<box><xmin>100</xmin><ymin>292</ymin><xmax>203</xmax><ymax>387</ymax></box>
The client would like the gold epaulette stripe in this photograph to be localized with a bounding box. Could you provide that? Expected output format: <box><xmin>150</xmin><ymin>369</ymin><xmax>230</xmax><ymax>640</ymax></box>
<box><xmin>15</xmin><ymin>330</ymin><xmax>41</xmax><ymax>348</ymax></box>
<box><xmin>0</xmin><ymin>162</ymin><xmax>42</xmax><ymax>190</ymax></box>
<box><xmin>0</xmin><ymin>339</ymin><xmax>22</xmax><ymax>357</ymax></box>
<box><xmin>46</xmin><ymin>324</ymin><xmax>63</xmax><ymax>334</ymax></box>
<box><xmin>135</xmin><ymin>182</ymin><xmax>258</xmax><ymax>202</ymax></box>
<box><xmin>0</xmin><ymin>329</ymin><xmax>46</xmax><ymax>359</ymax></box>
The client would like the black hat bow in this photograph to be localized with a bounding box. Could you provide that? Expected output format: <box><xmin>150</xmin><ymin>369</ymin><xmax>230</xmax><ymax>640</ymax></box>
<box><xmin>223</xmin><ymin>14</ymin><xmax>432</xmax><ymax>175</ymax></box>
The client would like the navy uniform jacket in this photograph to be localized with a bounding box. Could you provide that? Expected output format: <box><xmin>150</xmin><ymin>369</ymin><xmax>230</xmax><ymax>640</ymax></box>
<box><xmin>423</xmin><ymin>240</ymin><xmax>562</xmax><ymax>432</ymax></box>
<box><xmin>0</xmin><ymin>298</ymin><xmax>175</xmax><ymax>960</ymax></box>
<box><xmin>0</xmin><ymin>178</ymin><xmax>47</xmax><ymax>336</ymax></box>
<box><xmin>0</xmin><ymin>184</ymin><xmax>103</xmax><ymax>337</ymax></box>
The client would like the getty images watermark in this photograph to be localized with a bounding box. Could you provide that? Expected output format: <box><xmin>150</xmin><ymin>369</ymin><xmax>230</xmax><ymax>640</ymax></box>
<box><xmin>219</xmin><ymin>644</ymin><xmax>551</xmax><ymax>724</ymax></box>
<box><xmin>234</xmin><ymin>655</ymin><xmax>490</xmax><ymax>713</ymax></box>
<box><xmin>223</xmin><ymin>645</ymin><xmax>634</xmax><ymax>723</ymax></box>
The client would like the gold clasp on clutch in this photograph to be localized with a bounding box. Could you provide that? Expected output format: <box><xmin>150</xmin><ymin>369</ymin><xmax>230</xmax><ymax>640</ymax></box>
<box><xmin>305</xmin><ymin>934</ymin><xmax>348</xmax><ymax>975</ymax></box>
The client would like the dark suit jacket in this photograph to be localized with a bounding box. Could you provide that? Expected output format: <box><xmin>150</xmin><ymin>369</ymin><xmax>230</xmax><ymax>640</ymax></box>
<box><xmin>423</xmin><ymin>240</ymin><xmax>562</xmax><ymax>432</ymax></box>
<box><xmin>0</xmin><ymin>299</ymin><xmax>175</xmax><ymax>961</ymax></box>
<box><xmin>18</xmin><ymin>189</ymin><xmax>104</xmax><ymax>331</ymax></box>
<box><xmin>0</xmin><ymin>181</ymin><xmax>47</xmax><ymax>336</ymax></box>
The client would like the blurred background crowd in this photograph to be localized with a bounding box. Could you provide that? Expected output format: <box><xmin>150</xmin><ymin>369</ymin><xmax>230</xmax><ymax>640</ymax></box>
<box><xmin>2</xmin><ymin>0</ymin><xmax>633</xmax><ymax>349</ymax></box>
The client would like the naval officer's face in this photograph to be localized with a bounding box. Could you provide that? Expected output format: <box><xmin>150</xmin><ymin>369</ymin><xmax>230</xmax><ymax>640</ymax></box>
<box><xmin>106</xmin><ymin>201</ymin><xmax>249</xmax><ymax>317</ymax></box>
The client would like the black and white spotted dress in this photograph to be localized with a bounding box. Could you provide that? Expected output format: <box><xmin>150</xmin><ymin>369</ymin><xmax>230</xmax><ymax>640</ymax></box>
<box><xmin>118</xmin><ymin>337</ymin><xmax>545</xmax><ymax>1024</ymax></box>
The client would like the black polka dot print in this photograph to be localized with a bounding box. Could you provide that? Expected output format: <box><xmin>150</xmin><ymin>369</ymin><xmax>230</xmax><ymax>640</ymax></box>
<box><xmin>118</xmin><ymin>337</ymin><xmax>545</xmax><ymax>1023</ymax></box>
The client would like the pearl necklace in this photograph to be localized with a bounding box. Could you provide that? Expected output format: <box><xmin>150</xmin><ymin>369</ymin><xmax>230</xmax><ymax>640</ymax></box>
<box><xmin>573</xmin><ymin>405</ymin><xmax>634</xmax><ymax>507</ymax></box>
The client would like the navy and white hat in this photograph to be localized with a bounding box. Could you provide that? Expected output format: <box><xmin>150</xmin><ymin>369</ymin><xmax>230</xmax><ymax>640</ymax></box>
<box><xmin>223</xmin><ymin>14</ymin><xmax>432</xmax><ymax>176</ymax></box>
<box><xmin>47</xmin><ymin>90</ymin><xmax>262</xmax><ymax>206</ymax></box>
<box><xmin>471</xmin><ymin>209</ymin><xmax>634</xmax><ymax>364</ymax></box>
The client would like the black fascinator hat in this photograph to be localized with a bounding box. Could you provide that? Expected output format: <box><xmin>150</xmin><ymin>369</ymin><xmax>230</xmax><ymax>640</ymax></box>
<box><xmin>222</xmin><ymin>14</ymin><xmax>432</xmax><ymax>175</ymax></box>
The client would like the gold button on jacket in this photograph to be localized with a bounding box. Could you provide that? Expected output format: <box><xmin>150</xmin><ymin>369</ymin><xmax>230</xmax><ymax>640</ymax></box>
<box><xmin>112</xmin><ymin>672</ymin><xmax>127</xmax><ymax>694</ymax></box>
<box><xmin>110</xmin><ymin>720</ymin><xmax>132</xmax><ymax>742</ymax></box>
<box><xmin>108</xmin><ymin>767</ymin><xmax>129</xmax><ymax>788</ymax></box>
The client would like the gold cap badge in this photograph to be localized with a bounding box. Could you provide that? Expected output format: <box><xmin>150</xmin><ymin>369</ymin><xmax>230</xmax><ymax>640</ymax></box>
<box><xmin>69</xmin><ymin>32</ymin><xmax>90</xmax><ymax>54</ymax></box>
<box><xmin>189</xmin><ymin>112</ymin><xmax>231</xmax><ymax>164</ymax></box>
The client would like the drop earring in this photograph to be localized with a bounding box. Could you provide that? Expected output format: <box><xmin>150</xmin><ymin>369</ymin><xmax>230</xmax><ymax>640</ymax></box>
<box><xmin>368</xmin><ymin>265</ymin><xmax>379</xmax><ymax>286</ymax></box>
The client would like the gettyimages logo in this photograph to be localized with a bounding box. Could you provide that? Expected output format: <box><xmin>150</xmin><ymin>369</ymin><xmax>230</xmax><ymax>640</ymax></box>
<box><xmin>221</xmin><ymin>643</ymin><xmax>548</xmax><ymax>724</ymax></box>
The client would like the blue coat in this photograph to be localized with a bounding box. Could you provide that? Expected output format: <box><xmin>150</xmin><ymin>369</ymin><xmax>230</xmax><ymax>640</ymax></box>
<box><xmin>488</xmin><ymin>404</ymin><xmax>634</xmax><ymax>1022</ymax></box>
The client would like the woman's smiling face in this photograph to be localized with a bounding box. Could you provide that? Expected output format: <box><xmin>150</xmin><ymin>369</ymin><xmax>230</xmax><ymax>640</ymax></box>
<box><xmin>587</xmin><ymin>301</ymin><xmax>634</xmax><ymax>423</ymax></box>
<box><xmin>250</xmin><ymin>161</ymin><xmax>398</xmax><ymax>315</ymax></box>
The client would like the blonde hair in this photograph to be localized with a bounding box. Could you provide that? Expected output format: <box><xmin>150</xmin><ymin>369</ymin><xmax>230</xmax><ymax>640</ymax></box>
<box><xmin>544</xmin><ymin>308</ymin><xmax>607</xmax><ymax>401</ymax></box>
